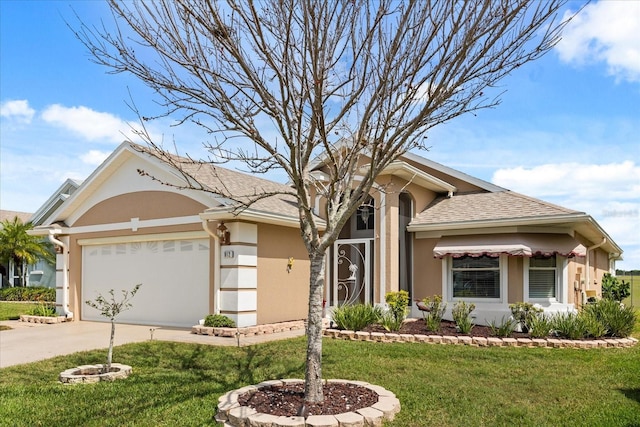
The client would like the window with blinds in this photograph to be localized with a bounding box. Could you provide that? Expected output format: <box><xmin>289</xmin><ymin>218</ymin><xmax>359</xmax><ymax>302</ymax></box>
<box><xmin>529</xmin><ymin>256</ymin><xmax>557</xmax><ymax>299</ymax></box>
<box><xmin>452</xmin><ymin>255</ymin><xmax>500</xmax><ymax>298</ymax></box>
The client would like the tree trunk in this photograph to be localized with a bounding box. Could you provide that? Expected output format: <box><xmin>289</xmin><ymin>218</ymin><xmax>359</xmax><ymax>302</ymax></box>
<box><xmin>107</xmin><ymin>319</ymin><xmax>115</xmax><ymax>372</ymax></box>
<box><xmin>304</xmin><ymin>252</ymin><xmax>326</xmax><ymax>403</ymax></box>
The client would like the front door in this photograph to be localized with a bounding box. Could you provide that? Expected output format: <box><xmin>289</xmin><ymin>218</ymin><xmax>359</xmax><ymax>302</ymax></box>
<box><xmin>331</xmin><ymin>238</ymin><xmax>373</xmax><ymax>306</ymax></box>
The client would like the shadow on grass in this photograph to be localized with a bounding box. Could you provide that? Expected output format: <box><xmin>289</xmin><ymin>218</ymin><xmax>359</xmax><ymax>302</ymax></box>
<box><xmin>619</xmin><ymin>388</ymin><xmax>640</xmax><ymax>404</ymax></box>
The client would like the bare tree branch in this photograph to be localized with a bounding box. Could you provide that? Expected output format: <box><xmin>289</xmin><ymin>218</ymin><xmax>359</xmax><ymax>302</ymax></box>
<box><xmin>73</xmin><ymin>0</ymin><xmax>572</xmax><ymax>402</ymax></box>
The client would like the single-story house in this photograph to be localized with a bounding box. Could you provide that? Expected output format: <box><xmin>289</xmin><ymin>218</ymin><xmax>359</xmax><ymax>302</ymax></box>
<box><xmin>31</xmin><ymin>142</ymin><xmax>622</xmax><ymax>327</ymax></box>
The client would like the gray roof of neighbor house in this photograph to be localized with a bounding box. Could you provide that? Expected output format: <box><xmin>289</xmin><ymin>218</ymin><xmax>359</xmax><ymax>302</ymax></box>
<box><xmin>0</xmin><ymin>210</ymin><xmax>33</xmax><ymax>224</ymax></box>
<box><xmin>410</xmin><ymin>190</ymin><xmax>583</xmax><ymax>226</ymax></box>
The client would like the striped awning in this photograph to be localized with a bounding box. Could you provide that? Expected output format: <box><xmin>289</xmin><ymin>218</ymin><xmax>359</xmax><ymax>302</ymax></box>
<box><xmin>433</xmin><ymin>234</ymin><xmax>587</xmax><ymax>259</ymax></box>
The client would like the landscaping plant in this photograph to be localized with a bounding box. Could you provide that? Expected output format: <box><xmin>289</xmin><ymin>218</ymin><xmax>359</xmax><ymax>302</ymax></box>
<box><xmin>381</xmin><ymin>291</ymin><xmax>410</xmax><ymax>332</ymax></box>
<box><xmin>509</xmin><ymin>302</ymin><xmax>542</xmax><ymax>333</ymax></box>
<box><xmin>585</xmin><ymin>297</ymin><xmax>637</xmax><ymax>338</ymax></box>
<box><xmin>421</xmin><ymin>295</ymin><xmax>447</xmax><ymax>332</ymax></box>
<box><xmin>488</xmin><ymin>316</ymin><xmax>517</xmax><ymax>338</ymax></box>
<box><xmin>601</xmin><ymin>273</ymin><xmax>631</xmax><ymax>302</ymax></box>
<box><xmin>528</xmin><ymin>313</ymin><xmax>555</xmax><ymax>339</ymax></box>
<box><xmin>85</xmin><ymin>284</ymin><xmax>141</xmax><ymax>372</ymax></box>
<box><xmin>331</xmin><ymin>303</ymin><xmax>381</xmax><ymax>331</ymax></box>
<box><xmin>203</xmin><ymin>314</ymin><xmax>235</xmax><ymax>328</ymax></box>
<box><xmin>452</xmin><ymin>301</ymin><xmax>475</xmax><ymax>334</ymax></box>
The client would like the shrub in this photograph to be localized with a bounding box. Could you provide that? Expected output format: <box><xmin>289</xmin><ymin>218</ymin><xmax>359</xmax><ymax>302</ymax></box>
<box><xmin>585</xmin><ymin>298</ymin><xmax>637</xmax><ymax>338</ymax></box>
<box><xmin>509</xmin><ymin>302</ymin><xmax>542</xmax><ymax>333</ymax></box>
<box><xmin>203</xmin><ymin>314</ymin><xmax>236</xmax><ymax>328</ymax></box>
<box><xmin>0</xmin><ymin>287</ymin><xmax>55</xmax><ymax>302</ymax></box>
<box><xmin>385</xmin><ymin>291</ymin><xmax>409</xmax><ymax>324</ymax></box>
<box><xmin>551</xmin><ymin>312</ymin><xmax>586</xmax><ymax>340</ymax></box>
<box><xmin>580</xmin><ymin>309</ymin><xmax>608</xmax><ymax>339</ymax></box>
<box><xmin>488</xmin><ymin>316</ymin><xmax>516</xmax><ymax>337</ymax></box>
<box><xmin>27</xmin><ymin>302</ymin><xmax>57</xmax><ymax>317</ymax></box>
<box><xmin>452</xmin><ymin>301</ymin><xmax>475</xmax><ymax>334</ymax></box>
<box><xmin>601</xmin><ymin>273</ymin><xmax>631</xmax><ymax>302</ymax></box>
<box><xmin>331</xmin><ymin>303</ymin><xmax>381</xmax><ymax>331</ymax></box>
<box><xmin>528</xmin><ymin>314</ymin><xmax>554</xmax><ymax>338</ymax></box>
<box><xmin>421</xmin><ymin>295</ymin><xmax>446</xmax><ymax>332</ymax></box>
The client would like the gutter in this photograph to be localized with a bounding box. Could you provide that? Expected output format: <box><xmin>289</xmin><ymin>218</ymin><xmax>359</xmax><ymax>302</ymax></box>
<box><xmin>47</xmin><ymin>230</ymin><xmax>73</xmax><ymax>319</ymax></box>
<box><xmin>201</xmin><ymin>218</ymin><xmax>222</xmax><ymax>317</ymax></box>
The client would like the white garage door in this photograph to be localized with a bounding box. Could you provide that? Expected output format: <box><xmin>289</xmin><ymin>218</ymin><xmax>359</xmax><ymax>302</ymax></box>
<box><xmin>82</xmin><ymin>238</ymin><xmax>210</xmax><ymax>328</ymax></box>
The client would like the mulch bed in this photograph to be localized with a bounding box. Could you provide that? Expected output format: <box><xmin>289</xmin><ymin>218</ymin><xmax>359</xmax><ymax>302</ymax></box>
<box><xmin>363</xmin><ymin>318</ymin><xmax>532</xmax><ymax>339</ymax></box>
<box><xmin>238</xmin><ymin>381</ymin><xmax>378</xmax><ymax>417</ymax></box>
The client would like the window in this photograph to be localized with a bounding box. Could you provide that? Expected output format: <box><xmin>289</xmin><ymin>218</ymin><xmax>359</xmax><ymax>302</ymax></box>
<box><xmin>451</xmin><ymin>255</ymin><xmax>500</xmax><ymax>298</ymax></box>
<box><xmin>356</xmin><ymin>197</ymin><xmax>374</xmax><ymax>231</ymax></box>
<box><xmin>529</xmin><ymin>256</ymin><xmax>557</xmax><ymax>299</ymax></box>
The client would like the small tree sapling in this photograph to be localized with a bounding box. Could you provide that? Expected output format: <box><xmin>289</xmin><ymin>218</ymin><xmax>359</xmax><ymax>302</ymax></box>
<box><xmin>85</xmin><ymin>284</ymin><xmax>141</xmax><ymax>372</ymax></box>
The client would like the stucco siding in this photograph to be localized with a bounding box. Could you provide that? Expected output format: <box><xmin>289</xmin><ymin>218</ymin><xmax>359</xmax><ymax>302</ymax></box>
<box><xmin>74</xmin><ymin>191</ymin><xmax>207</xmax><ymax>226</ymax></box>
<box><xmin>256</xmin><ymin>224</ymin><xmax>309</xmax><ymax>324</ymax></box>
<box><xmin>508</xmin><ymin>256</ymin><xmax>524</xmax><ymax>303</ymax></box>
<box><xmin>412</xmin><ymin>237</ymin><xmax>442</xmax><ymax>300</ymax></box>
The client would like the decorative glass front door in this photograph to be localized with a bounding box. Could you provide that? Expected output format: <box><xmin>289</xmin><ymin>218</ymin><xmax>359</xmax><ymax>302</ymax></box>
<box><xmin>331</xmin><ymin>238</ymin><xmax>373</xmax><ymax>306</ymax></box>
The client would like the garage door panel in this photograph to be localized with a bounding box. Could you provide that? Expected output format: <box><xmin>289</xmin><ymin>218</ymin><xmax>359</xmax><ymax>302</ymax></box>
<box><xmin>82</xmin><ymin>239</ymin><xmax>210</xmax><ymax>327</ymax></box>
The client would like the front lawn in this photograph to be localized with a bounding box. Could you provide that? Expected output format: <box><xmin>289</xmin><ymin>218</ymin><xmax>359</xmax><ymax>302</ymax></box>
<box><xmin>0</xmin><ymin>301</ymin><xmax>39</xmax><ymax>321</ymax></box>
<box><xmin>0</xmin><ymin>337</ymin><xmax>638</xmax><ymax>426</ymax></box>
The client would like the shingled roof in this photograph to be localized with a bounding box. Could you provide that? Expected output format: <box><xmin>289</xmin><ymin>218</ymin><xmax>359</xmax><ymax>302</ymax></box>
<box><xmin>176</xmin><ymin>160</ymin><xmax>300</xmax><ymax>218</ymax></box>
<box><xmin>0</xmin><ymin>210</ymin><xmax>33</xmax><ymax>224</ymax></box>
<box><xmin>411</xmin><ymin>190</ymin><xmax>583</xmax><ymax>226</ymax></box>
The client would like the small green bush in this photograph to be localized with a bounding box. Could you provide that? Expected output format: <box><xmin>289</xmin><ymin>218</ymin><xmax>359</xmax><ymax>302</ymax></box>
<box><xmin>381</xmin><ymin>291</ymin><xmax>409</xmax><ymax>332</ymax></box>
<box><xmin>421</xmin><ymin>295</ymin><xmax>447</xmax><ymax>332</ymax></box>
<box><xmin>488</xmin><ymin>316</ymin><xmax>516</xmax><ymax>337</ymax></box>
<box><xmin>509</xmin><ymin>302</ymin><xmax>542</xmax><ymax>333</ymax></box>
<box><xmin>601</xmin><ymin>273</ymin><xmax>631</xmax><ymax>302</ymax></box>
<box><xmin>586</xmin><ymin>298</ymin><xmax>637</xmax><ymax>338</ymax></box>
<box><xmin>551</xmin><ymin>312</ymin><xmax>586</xmax><ymax>340</ymax></box>
<box><xmin>27</xmin><ymin>302</ymin><xmax>57</xmax><ymax>317</ymax></box>
<box><xmin>452</xmin><ymin>301</ymin><xmax>475</xmax><ymax>334</ymax></box>
<box><xmin>203</xmin><ymin>314</ymin><xmax>236</xmax><ymax>328</ymax></box>
<box><xmin>0</xmin><ymin>287</ymin><xmax>55</xmax><ymax>302</ymax></box>
<box><xmin>331</xmin><ymin>303</ymin><xmax>381</xmax><ymax>331</ymax></box>
<box><xmin>528</xmin><ymin>314</ymin><xmax>554</xmax><ymax>338</ymax></box>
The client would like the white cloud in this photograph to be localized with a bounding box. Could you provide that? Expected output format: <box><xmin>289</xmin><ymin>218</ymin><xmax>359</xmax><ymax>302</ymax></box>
<box><xmin>556</xmin><ymin>1</ymin><xmax>640</xmax><ymax>82</ymax></box>
<box><xmin>492</xmin><ymin>161</ymin><xmax>640</xmax><ymax>270</ymax></box>
<box><xmin>80</xmin><ymin>150</ymin><xmax>111</xmax><ymax>166</ymax></box>
<box><xmin>492</xmin><ymin>161</ymin><xmax>640</xmax><ymax>201</ymax></box>
<box><xmin>41</xmin><ymin>104</ymin><xmax>133</xmax><ymax>144</ymax></box>
<box><xmin>0</xmin><ymin>99</ymin><xmax>35</xmax><ymax>123</ymax></box>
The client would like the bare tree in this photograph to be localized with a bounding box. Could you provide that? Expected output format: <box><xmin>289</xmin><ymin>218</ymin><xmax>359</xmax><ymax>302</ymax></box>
<box><xmin>75</xmin><ymin>0</ymin><xmax>570</xmax><ymax>402</ymax></box>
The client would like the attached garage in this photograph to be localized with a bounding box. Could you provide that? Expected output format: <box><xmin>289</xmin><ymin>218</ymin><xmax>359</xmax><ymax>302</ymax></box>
<box><xmin>81</xmin><ymin>235</ymin><xmax>211</xmax><ymax>328</ymax></box>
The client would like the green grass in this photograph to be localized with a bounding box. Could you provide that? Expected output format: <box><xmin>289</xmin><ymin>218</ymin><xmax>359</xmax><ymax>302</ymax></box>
<box><xmin>619</xmin><ymin>274</ymin><xmax>640</xmax><ymax>308</ymax></box>
<box><xmin>0</xmin><ymin>301</ymin><xmax>39</xmax><ymax>321</ymax></box>
<box><xmin>1</xmin><ymin>337</ymin><xmax>639</xmax><ymax>426</ymax></box>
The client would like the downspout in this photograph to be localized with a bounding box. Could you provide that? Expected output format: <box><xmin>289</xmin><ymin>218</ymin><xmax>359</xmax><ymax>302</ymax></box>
<box><xmin>48</xmin><ymin>231</ymin><xmax>73</xmax><ymax>319</ymax></box>
<box><xmin>584</xmin><ymin>238</ymin><xmax>606</xmax><ymax>305</ymax></box>
<box><xmin>202</xmin><ymin>219</ymin><xmax>221</xmax><ymax>316</ymax></box>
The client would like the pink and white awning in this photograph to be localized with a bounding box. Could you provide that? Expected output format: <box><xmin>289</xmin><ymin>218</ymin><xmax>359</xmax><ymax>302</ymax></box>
<box><xmin>433</xmin><ymin>234</ymin><xmax>587</xmax><ymax>259</ymax></box>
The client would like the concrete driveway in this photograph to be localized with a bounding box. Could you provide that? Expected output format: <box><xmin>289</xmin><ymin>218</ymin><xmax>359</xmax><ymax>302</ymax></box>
<box><xmin>0</xmin><ymin>320</ymin><xmax>304</xmax><ymax>368</ymax></box>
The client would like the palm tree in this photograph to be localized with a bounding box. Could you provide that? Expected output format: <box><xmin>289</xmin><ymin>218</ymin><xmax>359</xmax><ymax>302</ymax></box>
<box><xmin>0</xmin><ymin>216</ymin><xmax>54</xmax><ymax>287</ymax></box>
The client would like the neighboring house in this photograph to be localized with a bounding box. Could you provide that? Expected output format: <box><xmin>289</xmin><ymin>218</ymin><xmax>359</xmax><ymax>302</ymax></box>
<box><xmin>0</xmin><ymin>210</ymin><xmax>37</xmax><ymax>287</ymax></box>
<box><xmin>31</xmin><ymin>142</ymin><xmax>622</xmax><ymax>328</ymax></box>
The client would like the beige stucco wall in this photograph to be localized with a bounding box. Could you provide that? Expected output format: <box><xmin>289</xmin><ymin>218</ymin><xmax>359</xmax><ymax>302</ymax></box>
<box><xmin>256</xmin><ymin>223</ymin><xmax>310</xmax><ymax>324</ymax></box>
<box><xmin>412</xmin><ymin>237</ymin><xmax>443</xmax><ymax>300</ymax></box>
<box><xmin>507</xmin><ymin>256</ymin><xmax>524</xmax><ymax>303</ymax></box>
<box><xmin>73</xmin><ymin>191</ymin><xmax>206</xmax><ymax>226</ymax></box>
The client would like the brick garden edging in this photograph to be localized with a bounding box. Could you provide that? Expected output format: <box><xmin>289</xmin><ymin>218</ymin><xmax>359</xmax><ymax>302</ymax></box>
<box><xmin>216</xmin><ymin>379</ymin><xmax>400</xmax><ymax>427</ymax></box>
<box><xmin>20</xmin><ymin>314</ymin><xmax>68</xmax><ymax>324</ymax></box>
<box><xmin>323</xmin><ymin>329</ymin><xmax>639</xmax><ymax>349</ymax></box>
<box><xmin>59</xmin><ymin>363</ymin><xmax>132</xmax><ymax>384</ymax></box>
<box><xmin>191</xmin><ymin>320</ymin><xmax>309</xmax><ymax>338</ymax></box>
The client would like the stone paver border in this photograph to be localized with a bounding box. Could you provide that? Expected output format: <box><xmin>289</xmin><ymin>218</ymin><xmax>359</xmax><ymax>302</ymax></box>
<box><xmin>20</xmin><ymin>314</ymin><xmax>68</xmax><ymax>324</ymax></box>
<box><xmin>59</xmin><ymin>363</ymin><xmax>132</xmax><ymax>384</ymax></box>
<box><xmin>323</xmin><ymin>329</ymin><xmax>639</xmax><ymax>349</ymax></box>
<box><xmin>216</xmin><ymin>379</ymin><xmax>400</xmax><ymax>427</ymax></box>
<box><xmin>192</xmin><ymin>319</ymin><xmax>324</xmax><ymax>338</ymax></box>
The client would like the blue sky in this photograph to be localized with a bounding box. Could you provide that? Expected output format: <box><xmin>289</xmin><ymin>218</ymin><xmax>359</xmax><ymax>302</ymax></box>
<box><xmin>1</xmin><ymin>1</ymin><xmax>639</xmax><ymax>269</ymax></box>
